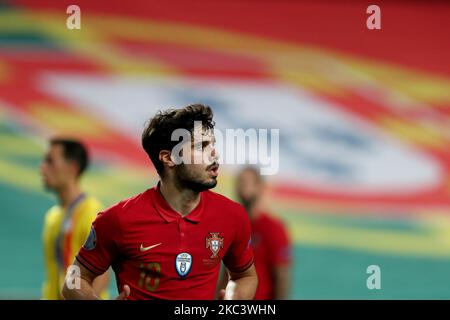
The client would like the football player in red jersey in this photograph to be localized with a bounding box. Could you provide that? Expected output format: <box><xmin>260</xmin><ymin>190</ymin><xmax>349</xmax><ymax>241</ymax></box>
<box><xmin>62</xmin><ymin>104</ymin><xmax>258</xmax><ymax>300</ymax></box>
<box><xmin>218</xmin><ymin>166</ymin><xmax>292</xmax><ymax>299</ymax></box>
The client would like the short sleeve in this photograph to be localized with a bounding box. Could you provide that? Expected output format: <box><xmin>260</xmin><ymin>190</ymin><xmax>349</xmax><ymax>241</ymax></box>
<box><xmin>75</xmin><ymin>200</ymin><xmax>103</xmax><ymax>255</ymax></box>
<box><xmin>223</xmin><ymin>206</ymin><xmax>254</xmax><ymax>273</ymax></box>
<box><xmin>269</xmin><ymin>220</ymin><xmax>291</xmax><ymax>265</ymax></box>
<box><xmin>75</xmin><ymin>207</ymin><xmax>120</xmax><ymax>275</ymax></box>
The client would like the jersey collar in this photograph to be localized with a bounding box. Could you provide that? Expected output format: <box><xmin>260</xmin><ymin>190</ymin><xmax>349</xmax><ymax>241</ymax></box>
<box><xmin>150</xmin><ymin>182</ymin><xmax>204</xmax><ymax>223</ymax></box>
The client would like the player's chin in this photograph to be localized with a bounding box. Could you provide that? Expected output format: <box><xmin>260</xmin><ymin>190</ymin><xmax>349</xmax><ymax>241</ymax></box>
<box><xmin>203</xmin><ymin>177</ymin><xmax>218</xmax><ymax>189</ymax></box>
<box><xmin>42</xmin><ymin>180</ymin><xmax>52</xmax><ymax>190</ymax></box>
<box><xmin>188</xmin><ymin>178</ymin><xmax>217</xmax><ymax>192</ymax></box>
<box><xmin>209</xmin><ymin>176</ymin><xmax>218</xmax><ymax>184</ymax></box>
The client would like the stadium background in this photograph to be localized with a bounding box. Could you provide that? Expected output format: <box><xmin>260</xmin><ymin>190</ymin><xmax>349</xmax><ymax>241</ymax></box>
<box><xmin>1</xmin><ymin>0</ymin><xmax>450</xmax><ymax>299</ymax></box>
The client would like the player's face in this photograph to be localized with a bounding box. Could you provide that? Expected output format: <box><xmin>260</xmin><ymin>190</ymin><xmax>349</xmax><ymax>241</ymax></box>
<box><xmin>236</xmin><ymin>170</ymin><xmax>261</xmax><ymax>208</ymax></box>
<box><xmin>173</xmin><ymin>129</ymin><xmax>219</xmax><ymax>192</ymax></box>
<box><xmin>40</xmin><ymin>144</ymin><xmax>73</xmax><ymax>191</ymax></box>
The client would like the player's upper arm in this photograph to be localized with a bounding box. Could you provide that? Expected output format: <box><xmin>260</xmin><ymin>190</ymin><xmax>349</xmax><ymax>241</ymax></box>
<box><xmin>76</xmin><ymin>206</ymin><xmax>121</xmax><ymax>275</ymax></box>
<box><xmin>222</xmin><ymin>205</ymin><xmax>254</xmax><ymax>273</ymax></box>
<box><xmin>228</xmin><ymin>262</ymin><xmax>257</xmax><ymax>280</ymax></box>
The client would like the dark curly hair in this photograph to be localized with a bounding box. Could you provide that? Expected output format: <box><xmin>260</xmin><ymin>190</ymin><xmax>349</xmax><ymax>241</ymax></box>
<box><xmin>142</xmin><ymin>104</ymin><xmax>215</xmax><ymax>176</ymax></box>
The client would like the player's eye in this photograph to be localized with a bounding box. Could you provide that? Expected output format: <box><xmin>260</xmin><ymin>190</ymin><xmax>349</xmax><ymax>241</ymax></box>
<box><xmin>202</xmin><ymin>141</ymin><xmax>210</xmax><ymax>149</ymax></box>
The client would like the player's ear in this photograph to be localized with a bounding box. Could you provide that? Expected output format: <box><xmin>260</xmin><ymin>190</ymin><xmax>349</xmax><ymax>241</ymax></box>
<box><xmin>159</xmin><ymin>150</ymin><xmax>176</xmax><ymax>169</ymax></box>
<box><xmin>68</xmin><ymin>159</ymin><xmax>81</xmax><ymax>179</ymax></box>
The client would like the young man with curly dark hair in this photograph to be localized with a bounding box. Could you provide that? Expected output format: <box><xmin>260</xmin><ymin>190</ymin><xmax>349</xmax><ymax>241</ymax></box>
<box><xmin>62</xmin><ymin>104</ymin><xmax>257</xmax><ymax>300</ymax></box>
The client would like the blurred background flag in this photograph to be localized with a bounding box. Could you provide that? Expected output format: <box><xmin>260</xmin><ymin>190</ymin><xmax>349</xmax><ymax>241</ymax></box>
<box><xmin>0</xmin><ymin>0</ymin><xmax>450</xmax><ymax>299</ymax></box>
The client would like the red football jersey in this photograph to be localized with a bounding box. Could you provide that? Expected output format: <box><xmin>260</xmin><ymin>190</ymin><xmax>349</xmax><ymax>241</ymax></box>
<box><xmin>251</xmin><ymin>212</ymin><xmax>291</xmax><ymax>300</ymax></box>
<box><xmin>76</xmin><ymin>184</ymin><xmax>254</xmax><ymax>300</ymax></box>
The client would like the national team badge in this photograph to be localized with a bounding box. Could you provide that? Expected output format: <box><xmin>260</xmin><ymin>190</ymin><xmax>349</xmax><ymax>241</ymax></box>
<box><xmin>175</xmin><ymin>252</ymin><xmax>192</xmax><ymax>277</ymax></box>
<box><xmin>205</xmin><ymin>232</ymin><xmax>224</xmax><ymax>258</ymax></box>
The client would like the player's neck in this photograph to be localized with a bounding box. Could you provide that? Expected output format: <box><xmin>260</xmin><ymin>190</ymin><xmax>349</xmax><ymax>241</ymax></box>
<box><xmin>159</xmin><ymin>180</ymin><xmax>201</xmax><ymax>217</ymax></box>
<box><xmin>57</xmin><ymin>183</ymin><xmax>82</xmax><ymax>210</ymax></box>
<box><xmin>247</xmin><ymin>198</ymin><xmax>265</xmax><ymax>220</ymax></box>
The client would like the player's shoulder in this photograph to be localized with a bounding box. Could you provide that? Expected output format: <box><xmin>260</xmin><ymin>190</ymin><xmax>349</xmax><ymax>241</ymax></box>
<box><xmin>203</xmin><ymin>190</ymin><xmax>242</xmax><ymax>207</ymax></box>
<box><xmin>99</xmin><ymin>189</ymin><xmax>150</xmax><ymax>219</ymax></box>
<box><xmin>43</xmin><ymin>205</ymin><xmax>62</xmax><ymax>224</ymax></box>
<box><xmin>90</xmin><ymin>191</ymin><xmax>148</xmax><ymax>234</ymax></box>
<box><xmin>75</xmin><ymin>195</ymin><xmax>103</xmax><ymax>216</ymax></box>
<box><xmin>259</xmin><ymin>212</ymin><xmax>288</xmax><ymax>232</ymax></box>
<box><xmin>70</xmin><ymin>195</ymin><xmax>103</xmax><ymax>228</ymax></box>
<box><xmin>80</xmin><ymin>195</ymin><xmax>103</xmax><ymax>211</ymax></box>
<box><xmin>203</xmin><ymin>190</ymin><xmax>247</xmax><ymax>216</ymax></box>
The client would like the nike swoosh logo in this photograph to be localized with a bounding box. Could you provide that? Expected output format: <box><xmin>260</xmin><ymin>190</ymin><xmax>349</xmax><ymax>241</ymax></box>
<box><xmin>140</xmin><ymin>243</ymin><xmax>162</xmax><ymax>252</ymax></box>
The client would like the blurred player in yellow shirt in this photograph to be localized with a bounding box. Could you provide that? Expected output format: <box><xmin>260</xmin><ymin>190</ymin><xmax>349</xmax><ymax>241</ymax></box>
<box><xmin>40</xmin><ymin>138</ymin><xmax>109</xmax><ymax>299</ymax></box>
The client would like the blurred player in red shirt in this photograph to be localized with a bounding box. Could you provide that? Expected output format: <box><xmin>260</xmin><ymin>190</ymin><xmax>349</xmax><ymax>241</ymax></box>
<box><xmin>235</xmin><ymin>166</ymin><xmax>292</xmax><ymax>299</ymax></box>
<box><xmin>62</xmin><ymin>104</ymin><xmax>257</xmax><ymax>300</ymax></box>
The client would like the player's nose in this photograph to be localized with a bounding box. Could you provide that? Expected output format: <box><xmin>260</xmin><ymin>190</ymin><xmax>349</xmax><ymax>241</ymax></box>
<box><xmin>211</xmin><ymin>146</ymin><xmax>219</xmax><ymax>162</ymax></box>
<box><xmin>39</xmin><ymin>162</ymin><xmax>46</xmax><ymax>175</ymax></box>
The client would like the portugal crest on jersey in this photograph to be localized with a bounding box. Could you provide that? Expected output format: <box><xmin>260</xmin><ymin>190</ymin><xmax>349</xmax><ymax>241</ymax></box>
<box><xmin>205</xmin><ymin>232</ymin><xmax>224</xmax><ymax>258</ymax></box>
